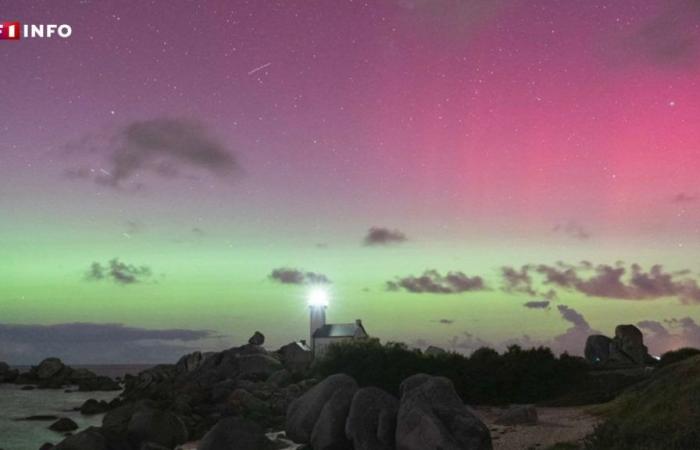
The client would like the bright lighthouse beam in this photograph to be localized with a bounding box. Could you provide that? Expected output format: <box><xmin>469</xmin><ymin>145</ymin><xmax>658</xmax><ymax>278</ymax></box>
<box><xmin>308</xmin><ymin>288</ymin><xmax>329</xmax><ymax>307</ymax></box>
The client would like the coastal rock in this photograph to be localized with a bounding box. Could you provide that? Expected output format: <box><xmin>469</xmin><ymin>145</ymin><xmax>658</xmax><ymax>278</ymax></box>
<box><xmin>50</xmin><ymin>417</ymin><xmax>79</xmax><ymax>432</ymax></box>
<box><xmin>52</xmin><ymin>426</ymin><xmax>127</xmax><ymax>450</ymax></box>
<box><xmin>310</xmin><ymin>379</ymin><xmax>357</xmax><ymax>450</ymax></box>
<box><xmin>614</xmin><ymin>324</ymin><xmax>649</xmax><ymax>365</ymax></box>
<box><xmin>584</xmin><ymin>335</ymin><xmax>612</xmax><ymax>364</ymax></box>
<box><xmin>286</xmin><ymin>373</ymin><xmax>358</xmax><ymax>444</ymax></box>
<box><xmin>345</xmin><ymin>387</ymin><xmax>398</xmax><ymax>450</ymax></box>
<box><xmin>267</xmin><ymin>369</ymin><xmax>293</xmax><ymax>387</ymax></box>
<box><xmin>585</xmin><ymin>324</ymin><xmax>653</xmax><ymax>367</ymax></box>
<box><xmin>0</xmin><ymin>361</ymin><xmax>19</xmax><ymax>383</ymax></box>
<box><xmin>237</xmin><ymin>354</ymin><xmax>284</xmax><ymax>381</ymax></box>
<box><xmin>176</xmin><ymin>351</ymin><xmax>205</xmax><ymax>374</ymax></box>
<box><xmin>77</xmin><ymin>375</ymin><xmax>120</xmax><ymax>392</ymax></box>
<box><xmin>228</xmin><ymin>388</ymin><xmax>271</xmax><ymax>417</ymax></box>
<box><xmin>126</xmin><ymin>408</ymin><xmax>188</xmax><ymax>448</ymax></box>
<box><xmin>494</xmin><ymin>405</ymin><xmax>538</xmax><ymax>426</ymax></box>
<box><xmin>103</xmin><ymin>401</ymin><xmax>154</xmax><ymax>436</ymax></box>
<box><xmin>36</xmin><ymin>358</ymin><xmax>66</xmax><ymax>380</ymax></box>
<box><xmin>80</xmin><ymin>399</ymin><xmax>110</xmax><ymax>415</ymax></box>
<box><xmin>249</xmin><ymin>331</ymin><xmax>266</xmax><ymax>346</ymax></box>
<box><xmin>199</xmin><ymin>417</ymin><xmax>271</xmax><ymax>450</ymax></box>
<box><xmin>275</xmin><ymin>341</ymin><xmax>312</xmax><ymax>374</ymax></box>
<box><xmin>396</xmin><ymin>374</ymin><xmax>492</xmax><ymax>450</ymax></box>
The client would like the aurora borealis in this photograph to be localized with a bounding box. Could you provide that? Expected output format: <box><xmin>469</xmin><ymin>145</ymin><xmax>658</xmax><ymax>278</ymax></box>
<box><xmin>2</xmin><ymin>0</ymin><xmax>700</xmax><ymax>363</ymax></box>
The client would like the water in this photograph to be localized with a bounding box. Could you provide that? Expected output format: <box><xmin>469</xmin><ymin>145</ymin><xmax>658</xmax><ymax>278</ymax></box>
<box><xmin>0</xmin><ymin>365</ymin><xmax>151</xmax><ymax>450</ymax></box>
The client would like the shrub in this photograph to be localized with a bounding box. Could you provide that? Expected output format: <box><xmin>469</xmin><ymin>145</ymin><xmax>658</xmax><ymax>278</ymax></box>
<box><xmin>313</xmin><ymin>339</ymin><xmax>589</xmax><ymax>404</ymax></box>
<box><xmin>658</xmin><ymin>347</ymin><xmax>700</xmax><ymax>368</ymax></box>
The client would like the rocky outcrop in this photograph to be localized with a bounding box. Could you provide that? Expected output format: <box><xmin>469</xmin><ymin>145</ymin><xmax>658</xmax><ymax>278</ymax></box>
<box><xmin>286</xmin><ymin>373</ymin><xmax>358</xmax><ymax>445</ymax></box>
<box><xmin>79</xmin><ymin>398</ymin><xmax>112</xmax><ymax>415</ymax></box>
<box><xmin>10</xmin><ymin>358</ymin><xmax>120</xmax><ymax>391</ymax></box>
<box><xmin>199</xmin><ymin>417</ymin><xmax>274</xmax><ymax>450</ymax></box>
<box><xmin>584</xmin><ymin>335</ymin><xmax>612</xmax><ymax>364</ymax></box>
<box><xmin>585</xmin><ymin>324</ymin><xmax>654</xmax><ymax>367</ymax></box>
<box><xmin>285</xmin><ymin>373</ymin><xmax>491</xmax><ymax>450</ymax></box>
<box><xmin>50</xmin><ymin>336</ymin><xmax>318</xmax><ymax>450</ymax></box>
<box><xmin>345</xmin><ymin>387</ymin><xmax>398</xmax><ymax>450</ymax></box>
<box><xmin>126</xmin><ymin>408</ymin><xmax>189</xmax><ymax>448</ymax></box>
<box><xmin>52</xmin><ymin>426</ymin><xmax>128</xmax><ymax>450</ymax></box>
<box><xmin>249</xmin><ymin>331</ymin><xmax>265</xmax><ymax>346</ymax></box>
<box><xmin>49</xmin><ymin>417</ymin><xmax>79</xmax><ymax>432</ymax></box>
<box><xmin>275</xmin><ymin>341</ymin><xmax>313</xmax><ymax>374</ymax></box>
<box><xmin>396</xmin><ymin>374</ymin><xmax>492</xmax><ymax>450</ymax></box>
<box><xmin>0</xmin><ymin>361</ymin><xmax>19</xmax><ymax>383</ymax></box>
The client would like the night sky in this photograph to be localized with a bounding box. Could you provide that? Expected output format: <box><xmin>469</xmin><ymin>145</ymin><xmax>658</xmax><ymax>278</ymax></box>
<box><xmin>2</xmin><ymin>0</ymin><xmax>700</xmax><ymax>364</ymax></box>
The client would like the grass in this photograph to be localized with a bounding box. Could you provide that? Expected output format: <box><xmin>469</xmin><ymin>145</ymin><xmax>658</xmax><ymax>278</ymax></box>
<box><xmin>584</xmin><ymin>355</ymin><xmax>700</xmax><ymax>449</ymax></box>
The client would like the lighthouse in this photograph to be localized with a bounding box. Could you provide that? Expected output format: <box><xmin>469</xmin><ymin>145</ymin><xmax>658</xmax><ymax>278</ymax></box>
<box><xmin>306</xmin><ymin>287</ymin><xmax>369</xmax><ymax>358</ymax></box>
<box><xmin>308</xmin><ymin>288</ymin><xmax>328</xmax><ymax>344</ymax></box>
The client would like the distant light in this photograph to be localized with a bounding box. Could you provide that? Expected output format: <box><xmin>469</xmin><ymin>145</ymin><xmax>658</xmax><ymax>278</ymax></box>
<box><xmin>308</xmin><ymin>288</ymin><xmax>329</xmax><ymax>307</ymax></box>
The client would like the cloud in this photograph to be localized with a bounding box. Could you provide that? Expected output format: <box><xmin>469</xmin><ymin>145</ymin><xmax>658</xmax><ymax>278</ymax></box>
<box><xmin>672</xmin><ymin>192</ymin><xmax>697</xmax><ymax>203</ymax></box>
<box><xmin>622</xmin><ymin>0</ymin><xmax>700</xmax><ymax>68</ymax></box>
<box><xmin>269</xmin><ymin>268</ymin><xmax>331</xmax><ymax>285</ymax></box>
<box><xmin>363</xmin><ymin>227</ymin><xmax>408</xmax><ymax>246</ymax></box>
<box><xmin>552</xmin><ymin>221</ymin><xmax>591</xmax><ymax>240</ymax></box>
<box><xmin>0</xmin><ymin>322</ymin><xmax>217</xmax><ymax>364</ymax></box>
<box><xmin>428</xmin><ymin>305</ymin><xmax>602</xmax><ymax>356</ymax></box>
<box><xmin>637</xmin><ymin>317</ymin><xmax>700</xmax><ymax>355</ymax></box>
<box><xmin>435</xmin><ymin>319</ymin><xmax>455</xmax><ymax>325</ymax></box>
<box><xmin>86</xmin><ymin>259</ymin><xmax>152</xmax><ymax>285</ymax></box>
<box><xmin>66</xmin><ymin>118</ymin><xmax>239</xmax><ymax>188</ymax></box>
<box><xmin>387</xmin><ymin>270</ymin><xmax>486</xmax><ymax>294</ymax></box>
<box><xmin>501</xmin><ymin>261</ymin><xmax>700</xmax><ymax>304</ymax></box>
<box><xmin>501</xmin><ymin>266</ymin><xmax>558</xmax><ymax>300</ymax></box>
<box><xmin>523</xmin><ymin>300</ymin><xmax>550</xmax><ymax>309</ymax></box>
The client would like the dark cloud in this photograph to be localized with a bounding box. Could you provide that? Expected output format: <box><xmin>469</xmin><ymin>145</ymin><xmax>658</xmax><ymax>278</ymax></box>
<box><xmin>523</xmin><ymin>300</ymin><xmax>550</xmax><ymax>309</ymax></box>
<box><xmin>552</xmin><ymin>221</ymin><xmax>591</xmax><ymax>240</ymax></box>
<box><xmin>622</xmin><ymin>0</ymin><xmax>700</xmax><ymax>68</ymax></box>
<box><xmin>436</xmin><ymin>319</ymin><xmax>455</xmax><ymax>325</ymax></box>
<box><xmin>501</xmin><ymin>266</ymin><xmax>557</xmax><ymax>300</ymax></box>
<box><xmin>192</xmin><ymin>227</ymin><xmax>206</xmax><ymax>236</ymax></box>
<box><xmin>269</xmin><ymin>268</ymin><xmax>331</xmax><ymax>285</ymax></box>
<box><xmin>86</xmin><ymin>258</ymin><xmax>152</xmax><ymax>285</ymax></box>
<box><xmin>0</xmin><ymin>322</ymin><xmax>216</xmax><ymax>364</ymax></box>
<box><xmin>501</xmin><ymin>261</ymin><xmax>700</xmax><ymax>304</ymax></box>
<box><xmin>672</xmin><ymin>192</ymin><xmax>697</xmax><ymax>203</ymax></box>
<box><xmin>502</xmin><ymin>266</ymin><xmax>536</xmax><ymax>296</ymax></box>
<box><xmin>363</xmin><ymin>227</ymin><xmax>408</xmax><ymax>246</ymax></box>
<box><xmin>67</xmin><ymin>118</ymin><xmax>238</xmax><ymax>188</ymax></box>
<box><xmin>387</xmin><ymin>270</ymin><xmax>485</xmax><ymax>294</ymax></box>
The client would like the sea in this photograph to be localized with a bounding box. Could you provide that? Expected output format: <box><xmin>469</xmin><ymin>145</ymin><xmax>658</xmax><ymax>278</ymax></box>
<box><xmin>0</xmin><ymin>365</ymin><xmax>152</xmax><ymax>450</ymax></box>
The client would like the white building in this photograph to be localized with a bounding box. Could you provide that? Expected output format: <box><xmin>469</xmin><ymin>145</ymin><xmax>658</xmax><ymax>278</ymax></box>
<box><xmin>308</xmin><ymin>301</ymin><xmax>368</xmax><ymax>358</ymax></box>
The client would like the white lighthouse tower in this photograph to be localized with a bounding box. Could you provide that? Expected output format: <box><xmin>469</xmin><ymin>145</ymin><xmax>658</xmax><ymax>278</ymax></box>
<box><xmin>308</xmin><ymin>288</ymin><xmax>328</xmax><ymax>346</ymax></box>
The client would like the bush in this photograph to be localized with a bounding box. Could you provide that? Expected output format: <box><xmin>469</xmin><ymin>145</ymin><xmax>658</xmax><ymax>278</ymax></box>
<box><xmin>658</xmin><ymin>347</ymin><xmax>700</xmax><ymax>368</ymax></box>
<box><xmin>584</xmin><ymin>355</ymin><xmax>700</xmax><ymax>449</ymax></box>
<box><xmin>313</xmin><ymin>339</ymin><xmax>589</xmax><ymax>405</ymax></box>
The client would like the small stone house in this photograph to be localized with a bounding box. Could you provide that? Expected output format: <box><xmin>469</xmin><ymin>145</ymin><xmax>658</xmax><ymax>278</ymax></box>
<box><xmin>312</xmin><ymin>319</ymin><xmax>368</xmax><ymax>358</ymax></box>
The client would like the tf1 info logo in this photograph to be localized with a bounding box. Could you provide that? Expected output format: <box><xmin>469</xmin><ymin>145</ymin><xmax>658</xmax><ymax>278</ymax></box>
<box><xmin>0</xmin><ymin>22</ymin><xmax>72</xmax><ymax>40</ymax></box>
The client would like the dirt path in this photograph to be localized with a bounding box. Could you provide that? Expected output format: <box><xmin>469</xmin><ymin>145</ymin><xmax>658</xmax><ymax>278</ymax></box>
<box><xmin>473</xmin><ymin>406</ymin><xmax>600</xmax><ymax>450</ymax></box>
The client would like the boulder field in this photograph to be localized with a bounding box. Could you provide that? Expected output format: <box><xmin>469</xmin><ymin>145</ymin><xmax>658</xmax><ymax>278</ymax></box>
<box><xmin>39</xmin><ymin>332</ymin><xmax>492</xmax><ymax>450</ymax></box>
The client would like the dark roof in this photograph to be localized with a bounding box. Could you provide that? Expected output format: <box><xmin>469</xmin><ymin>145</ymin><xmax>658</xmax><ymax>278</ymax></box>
<box><xmin>313</xmin><ymin>322</ymin><xmax>367</xmax><ymax>338</ymax></box>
